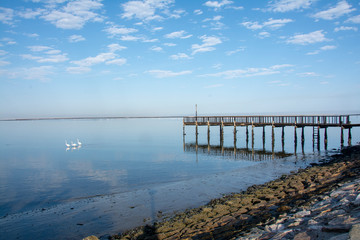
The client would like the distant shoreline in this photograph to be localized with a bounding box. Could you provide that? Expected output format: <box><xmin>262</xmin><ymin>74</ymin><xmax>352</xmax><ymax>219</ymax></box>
<box><xmin>0</xmin><ymin>116</ymin><xmax>185</xmax><ymax>121</ymax></box>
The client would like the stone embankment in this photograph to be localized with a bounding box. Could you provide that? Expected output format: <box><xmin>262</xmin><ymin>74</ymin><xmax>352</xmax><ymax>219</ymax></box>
<box><xmin>85</xmin><ymin>145</ymin><xmax>360</xmax><ymax>240</ymax></box>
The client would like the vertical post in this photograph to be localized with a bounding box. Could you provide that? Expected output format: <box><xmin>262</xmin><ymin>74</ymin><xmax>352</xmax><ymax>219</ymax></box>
<box><xmin>220</xmin><ymin>121</ymin><xmax>224</xmax><ymax>151</ymax></box>
<box><xmin>301</xmin><ymin>128</ymin><xmax>305</xmax><ymax>155</ymax></box>
<box><xmin>301</xmin><ymin>127</ymin><xmax>305</xmax><ymax>144</ymax></box>
<box><xmin>246</xmin><ymin>125</ymin><xmax>249</xmax><ymax>149</ymax></box>
<box><xmin>341</xmin><ymin>127</ymin><xmax>344</xmax><ymax>148</ymax></box>
<box><xmin>317</xmin><ymin>126</ymin><xmax>320</xmax><ymax>151</ymax></box>
<box><xmin>272</xmin><ymin>125</ymin><xmax>275</xmax><ymax>159</ymax></box>
<box><xmin>348</xmin><ymin>128</ymin><xmax>352</xmax><ymax>146</ymax></box>
<box><xmin>281</xmin><ymin>126</ymin><xmax>285</xmax><ymax>152</ymax></box>
<box><xmin>262</xmin><ymin>126</ymin><xmax>266</xmax><ymax>151</ymax></box>
<box><xmin>251</xmin><ymin>124</ymin><xmax>255</xmax><ymax>151</ymax></box>
<box><xmin>207</xmin><ymin>121</ymin><xmax>210</xmax><ymax>152</ymax></box>
<box><xmin>234</xmin><ymin>121</ymin><xmax>237</xmax><ymax>155</ymax></box>
<box><xmin>294</xmin><ymin>126</ymin><xmax>297</xmax><ymax>155</ymax></box>
<box><xmin>324</xmin><ymin>127</ymin><xmax>328</xmax><ymax>150</ymax></box>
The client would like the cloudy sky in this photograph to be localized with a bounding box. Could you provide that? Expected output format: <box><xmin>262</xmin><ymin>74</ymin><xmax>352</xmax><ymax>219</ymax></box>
<box><xmin>0</xmin><ymin>0</ymin><xmax>359</xmax><ymax>118</ymax></box>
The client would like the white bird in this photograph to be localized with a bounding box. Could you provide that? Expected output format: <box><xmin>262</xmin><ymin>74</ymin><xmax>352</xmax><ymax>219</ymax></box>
<box><xmin>65</xmin><ymin>140</ymin><xmax>70</xmax><ymax>148</ymax></box>
<box><xmin>71</xmin><ymin>141</ymin><xmax>77</xmax><ymax>147</ymax></box>
<box><xmin>77</xmin><ymin>138</ymin><xmax>82</xmax><ymax>146</ymax></box>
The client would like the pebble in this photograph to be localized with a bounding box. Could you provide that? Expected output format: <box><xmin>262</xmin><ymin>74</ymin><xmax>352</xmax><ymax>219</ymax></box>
<box><xmin>236</xmin><ymin>177</ymin><xmax>360</xmax><ymax>240</ymax></box>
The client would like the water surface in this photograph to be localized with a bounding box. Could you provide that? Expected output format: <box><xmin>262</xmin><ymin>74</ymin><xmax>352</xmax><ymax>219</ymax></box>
<box><xmin>0</xmin><ymin>118</ymin><xmax>358</xmax><ymax>239</ymax></box>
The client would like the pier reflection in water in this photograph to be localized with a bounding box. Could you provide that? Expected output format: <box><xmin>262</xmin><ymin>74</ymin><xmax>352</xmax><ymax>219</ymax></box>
<box><xmin>183</xmin><ymin>123</ymin><xmax>353</xmax><ymax>161</ymax></box>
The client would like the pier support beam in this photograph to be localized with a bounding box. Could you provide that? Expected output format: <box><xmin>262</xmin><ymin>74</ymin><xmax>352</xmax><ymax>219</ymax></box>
<box><xmin>341</xmin><ymin>127</ymin><xmax>344</xmax><ymax>148</ymax></box>
<box><xmin>262</xmin><ymin>126</ymin><xmax>265</xmax><ymax>150</ymax></box>
<box><xmin>251</xmin><ymin>124</ymin><xmax>255</xmax><ymax>151</ymax></box>
<box><xmin>246</xmin><ymin>126</ymin><xmax>249</xmax><ymax>149</ymax></box>
<box><xmin>281</xmin><ymin>127</ymin><xmax>285</xmax><ymax>152</ymax></box>
<box><xmin>348</xmin><ymin>128</ymin><xmax>352</xmax><ymax>146</ymax></box>
<box><xmin>324</xmin><ymin>127</ymin><xmax>328</xmax><ymax>150</ymax></box>
<box><xmin>272</xmin><ymin>125</ymin><xmax>275</xmax><ymax>157</ymax></box>
<box><xmin>294</xmin><ymin>126</ymin><xmax>298</xmax><ymax>154</ymax></box>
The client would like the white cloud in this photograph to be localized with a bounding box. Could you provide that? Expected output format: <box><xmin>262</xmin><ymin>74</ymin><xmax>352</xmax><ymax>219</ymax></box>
<box><xmin>346</xmin><ymin>15</ymin><xmax>360</xmax><ymax>24</ymax></box>
<box><xmin>164</xmin><ymin>43</ymin><xmax>176</xmax><ymax>47</ymax></box>
<box><xmin>286</xmin><ymin>30</ymin><xmax>329</xmax><ymax>45</ymax></box>
<box><xmin>150</xmin><ymin>46</ymin><xmax>163</xmax><ymax>52</ymax></box>
<box><xmin>108</xmin><ymin>43</ymin><xmax>127</xmax><ymax>52</ymax></box>
<box><xmin>191</xmin><ymin>35</ymin><xmax>222</xmax><ymax>55</ymax></box>
<box><xmin>70</xmin><ymin>49</ymin><xmax>127</xmax><ymax>71</ymax></box>
<box><xmin>104</xmin><ymin>25</ymin><xmax>138</xmax><ymax>37</ymax></box>
<box><xmin>0</xmin><ymin>50</ymin><xmax>7</xmax><ymax>56</ymax></box>
<box><xmin>297</xmin><ymin>72</ymin><xmax>320</xmax><ymax>77</ymax></box>
<box><xmin>204</xmin><ymin>0</ymin><xmax>233</xmax><ymax>9</ymax></box>
<box><xmin>147</xmin><ymin>69</ymin><xmax>192</xmax><ymax>78</ymax></box>
<box><xmin>203</xmin><ymin>15</ymin><xmax>225</xmax><ymax>30</ymax></box>
<box><xmin>164</xmin><ymin>30</ymin><xmax>192</xmax><ymax>39</ymax></box>
<box><xmin>121</xmin><ymin>0</ymin><xmax>175</xmax><ymax>22</ymax></box>
<box><xmin>320</xmin><ymin>45</ymin><xmax>336</xmax><ymax>51</ymax></box>
<box><xmin>1</xmin><ymin>38</ymin><xmax>16</xmax><ymax>45</ymax></box>
<box><xmin>334</xmin><ymin>26</ymin><xmax>358</xmax><ymax>32</ymax></box>
<box><xmin>194</xmin><ymin>9</ymin><xmax>203</xmax><ymax>15</ymax></box>
<box><xmin>306</xmin><ymin>45</ymin><xmax>337</xmax><ymax>55</ymax></box>
<box><xmin>24</xmin><ymin>33</ymin><xmax>39</xmax><ymax>38</ymax></box>
<box><xmin>66</xmin><ymin>66</ymin><xmax>91</xmax><ymax>74</ymax></box>
<box><xmin>269</xmin><ymin>0</ymin><xmax>313</xmax><ymax>12</ymax></box>
<box><xmin>201</xmin><ymin>64</ymin><xmax>293</xmax><ymax>79</ymax></box>
<box><xmin>259</xmin><ymin>31</ymin><xmax>271</xmax><ymax>38</ymax></box>
<box><xmin>0</xmin><ymin>60</ymin><xmax>10</xmax><ymax>66</ymax></box>
<box><xmin>18</xmin><ymin>8</ymin><xmax>44</xmax><ymax>19</ymax></box>
<box><xmin>120</xmin><ymin>35</ymin><xmax>141</xmax><ymax>41</ymax></box>
<box><xmin>28</xmin><ymin>45</ymin><xmax>53</xmax><ymax>52</ymax></box>
<box><xmin>72</xmin><ymin>52</ymin><xmax>117</xmax><ymax>67</ymax></box>
<box><xmin>69</xmin><ymin>34</ymin><xmax>85</xmax><ymax>42</ymax></box>
<box><xmin>22</xmin><ymin>53</ymin><xmax>69</xmax><ymax>63</ymax></box>
<box><xmin>226</xmin><ymin>47</ymin><xmax>245</xmax><ymax>56</ymax></box>
<box><xmin>312</xmin><ymin>0</ymin><xmax>355</xmax><ymax>20</ymax></box>
<box><xmin>23</xmin><ymin>46</ymin><xmax>68</xmax><ymax>63</ymax></box>
<box><xmin>41</xmin><ymin>0</ymin><xmax>104</xmax><ymax>29</ymax></box>
<box><xmin>170</xmin><ymin>53</ymin><xmax>192</xmax><ymax>60</ymax></box>
<box><xmin>23</xmin><ymin>66</ymin><xmax>54</xmax><ymax>82</ymax></box>
<box><xmin>152</xmin><ymin>27</ymin><xmax>163</xmax><ymax>31</ymax></box>
<box><xmin>242</xmin><ymin>18</ymin><xmax>293</xmax><ymax>30</ymax></box>
<box><xmin>0</xmin><ymin>7</ymin><xmax>14</xmax><ymax>25</ymax></box>
<box><xmin>106</xmin><ymin>58</ymin><xmax>127</xmax><ymax>66</ymax></box>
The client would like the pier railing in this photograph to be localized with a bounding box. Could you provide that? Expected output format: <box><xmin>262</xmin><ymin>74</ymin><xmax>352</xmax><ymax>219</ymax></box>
<box><xmin>183</xmin><ymin>115</ymin><xmax>355</xmax><ymax>127</ymax></box>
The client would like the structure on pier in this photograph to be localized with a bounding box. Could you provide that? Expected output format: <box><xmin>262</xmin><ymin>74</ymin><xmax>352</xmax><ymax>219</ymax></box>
<box><xmin>183</xmin><ymin>114</ymin><xmax>360</xmax><ymax>149</ymax></box>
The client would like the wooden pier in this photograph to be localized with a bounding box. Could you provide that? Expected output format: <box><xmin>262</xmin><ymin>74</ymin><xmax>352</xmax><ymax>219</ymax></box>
<box><xmin>183</xmin><ymin>115</ymin><xmax>359</xmax><ymax>128</ymax></box>
<box><xmin>183</xmin><ymin>114</ymin><xmax>360</xmax><ymax>150</ymax></box>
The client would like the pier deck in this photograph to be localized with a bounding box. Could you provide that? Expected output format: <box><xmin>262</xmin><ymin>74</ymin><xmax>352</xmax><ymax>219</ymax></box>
<box><xmin>183</xmin><ymin>115</ymin><xmax>360</xmax><ymax>128</ymax></box>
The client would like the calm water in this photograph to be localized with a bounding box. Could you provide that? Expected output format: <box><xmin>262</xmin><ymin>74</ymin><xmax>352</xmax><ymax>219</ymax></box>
<box><xmin>0</xmin><ymin>118</ymin><xmax>359</xmax><ymax>239</ymax></box>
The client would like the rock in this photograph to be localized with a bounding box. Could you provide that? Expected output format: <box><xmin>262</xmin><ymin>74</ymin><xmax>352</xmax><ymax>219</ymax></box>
<box><xmin>349</xmin><ymin>224</ymin><xmax>360</xmax><ymax>240</ymax></box>
<box><xmin>83</xmin><ymin>236</ymin><xmax>99</xmax><ymax>240</ymax></box>
<box><xmin>293</xmin><ymin>231</ymin><xmax>311</xmax><ymax>240</ymax></box>
<box><xmin>294</xmin><ymin>210</ymin><xmax>311</xmax><ymax>218</ymax></box>
<box><xmin>322</xmin><ymin>225</ymin><xmax>351</xmax><ymax>233</ymax></box>
<box><xmin>329</xmin><ymin>233</ymin><xmax>349</xmax><ymax>240</ymax></box>
<box><xmin>353</xmin><ymin>194</ymin><xmax>360</xmax><ymax>205</ymax></box>
<box><xmin>264</xmin><ymin>223</ymin><xmax>284</xmax><ymax>232</ymax></box>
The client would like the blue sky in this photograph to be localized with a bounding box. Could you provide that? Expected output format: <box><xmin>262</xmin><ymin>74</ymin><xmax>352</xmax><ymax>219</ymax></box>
<box><xmin>0</xmin><ymin>0</ymin><xmax>359</xmax><ymax>118</ymax></box>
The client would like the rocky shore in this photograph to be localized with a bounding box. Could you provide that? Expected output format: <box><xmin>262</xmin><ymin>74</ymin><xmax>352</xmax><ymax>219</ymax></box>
<box><xmin>85</xmin><ymin>145</ymin><xmax>360</xmax><ymax>240</ymax></box>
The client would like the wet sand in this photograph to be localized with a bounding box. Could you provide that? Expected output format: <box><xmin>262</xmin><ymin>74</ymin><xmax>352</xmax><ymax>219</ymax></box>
<box><xmin>107</xmin><ymin>145</ymin><xmax>360</xmax><ymax>240</ymax></box>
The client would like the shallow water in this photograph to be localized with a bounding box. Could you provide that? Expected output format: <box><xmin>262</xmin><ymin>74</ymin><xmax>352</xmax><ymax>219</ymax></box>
<box><xmin>0</xmin><ymin>118</ymin><xmax>359</xmax><ymax>239</ymax></box>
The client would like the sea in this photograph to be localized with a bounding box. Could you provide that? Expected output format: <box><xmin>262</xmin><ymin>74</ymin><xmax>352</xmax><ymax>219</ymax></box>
<box><xmin>0</xmin><ymin>117</ymin><xmax>359</xmax><ymax>239</ymax></box>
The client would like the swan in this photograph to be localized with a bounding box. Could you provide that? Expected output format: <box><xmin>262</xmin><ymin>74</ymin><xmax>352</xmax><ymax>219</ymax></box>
<box><xmin>77</xmin><ymin>138</ymin><xmax>82</xmax><ymax>146</ymax></box>
<box><xmin>65</xmin><ymin>140</ymin><xmax>70</xmax><ymax>148</ymax></box>
<box><xmin>71</xmin><ymin>141</ymin><xmax>77</xmax><ymax>147</ymax></box>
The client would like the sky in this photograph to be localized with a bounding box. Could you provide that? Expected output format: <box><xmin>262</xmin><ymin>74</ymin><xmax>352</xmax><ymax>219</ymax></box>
<box><xmin>0</xmin><ymin>0</ymin><xmax>359</xmax><ymax>118</ymax></box>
